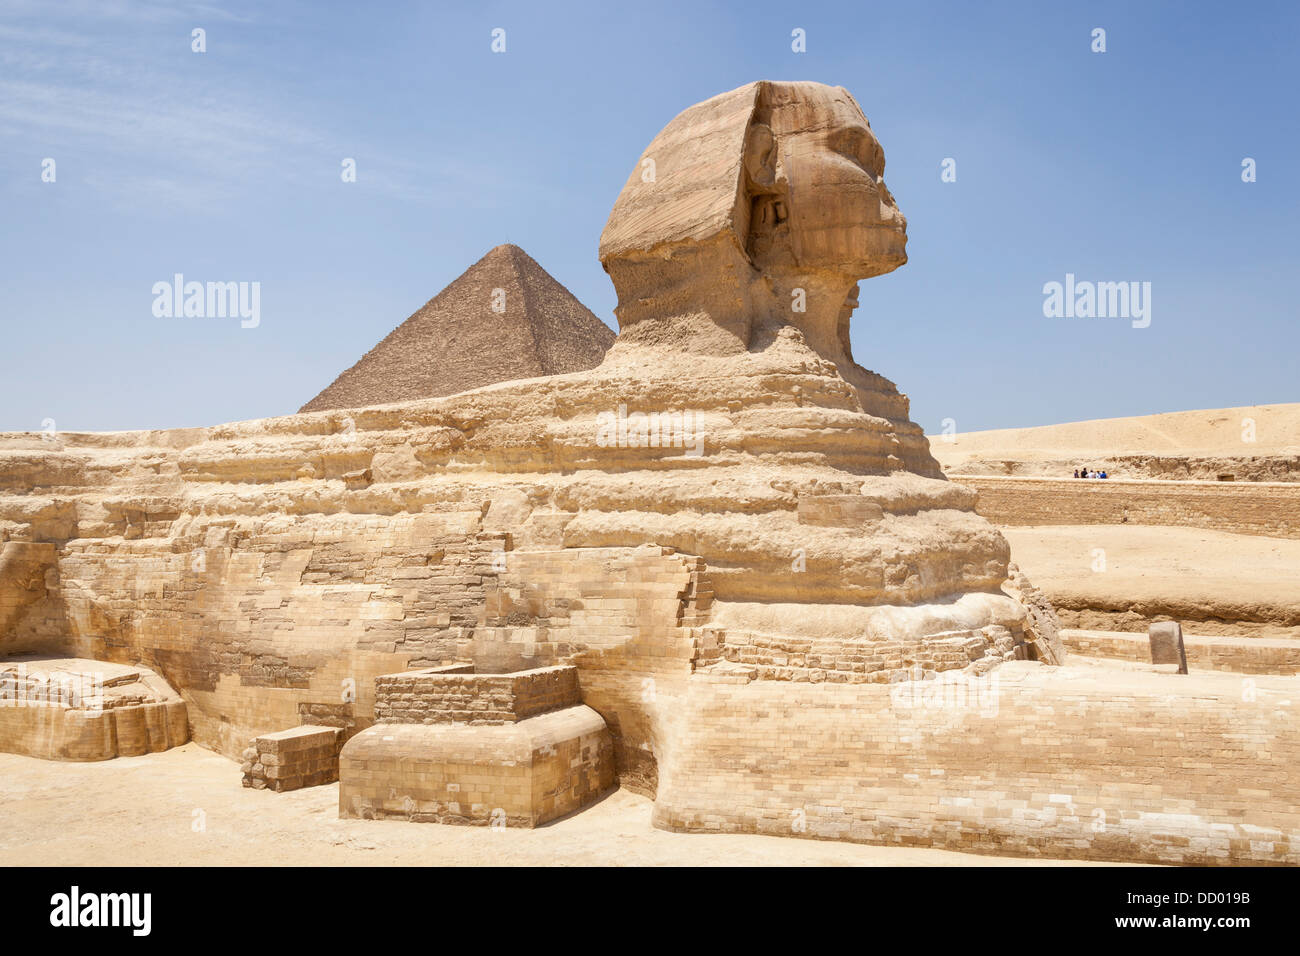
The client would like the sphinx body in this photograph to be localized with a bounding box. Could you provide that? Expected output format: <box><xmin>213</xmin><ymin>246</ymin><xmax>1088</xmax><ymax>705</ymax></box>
<box><xmin>2</xmin><ymin>83</ymin><xmax>1291</xmax><ymax>864</ymax></box>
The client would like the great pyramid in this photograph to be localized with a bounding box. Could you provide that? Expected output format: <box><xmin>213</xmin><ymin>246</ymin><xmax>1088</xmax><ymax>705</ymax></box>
<box><xmin>300</xmin><ymin>244</ymin><xmax>615</xmax><ymax>412</ymax></box>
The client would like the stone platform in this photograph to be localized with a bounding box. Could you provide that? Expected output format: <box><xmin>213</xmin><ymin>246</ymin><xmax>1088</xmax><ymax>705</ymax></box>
<box><xmin>0</xmin><ymin>656</ymin><xmax>188</xmax><ymax>760</ymax></box>
<box><xmin>339</xmin><ymin>664</ymin><xmax>614</xmax><ymax>826</ymax></box>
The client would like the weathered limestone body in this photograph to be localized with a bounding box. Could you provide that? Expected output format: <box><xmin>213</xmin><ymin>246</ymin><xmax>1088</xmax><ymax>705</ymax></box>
<box><xmin>0</xmin><ymin>82</ymin><xmax>1296</xmax><ymax>863</ymax></box>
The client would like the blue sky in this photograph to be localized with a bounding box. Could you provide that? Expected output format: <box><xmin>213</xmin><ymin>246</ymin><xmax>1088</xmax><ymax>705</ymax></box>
<box><xmin>2</xmin><ymin>0</ymin><xmax>1297</xmax><ymax>434</ymax></box>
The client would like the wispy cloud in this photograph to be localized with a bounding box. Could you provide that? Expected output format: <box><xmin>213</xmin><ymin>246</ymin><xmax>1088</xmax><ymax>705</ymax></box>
<box><xmin>0</xmin><ymin>0</ymin><xmax>255</xmax><ymax>25</ymax></box>
<box><xmin>0</xmin><ymin>1</ymin><xmax>548</xmax><ymax>212</ymax></box>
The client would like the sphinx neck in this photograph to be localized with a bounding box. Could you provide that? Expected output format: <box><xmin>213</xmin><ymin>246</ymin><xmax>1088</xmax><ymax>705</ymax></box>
<box><xmin>757</xmin><ymin>273</ymin><xmax>856</xmax><ymax>366</ymax></box>
<box><xmin>604</xmin><ymin>237</ymin><xmax>761</xmax><ymax>356</ymax></box>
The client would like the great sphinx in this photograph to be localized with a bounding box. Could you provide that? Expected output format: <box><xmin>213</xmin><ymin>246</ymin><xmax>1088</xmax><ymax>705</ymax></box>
<box><xmin>2</xmin><ymin>83</ymin><xmax>1293</xmax><ymax>864</ymax></box>
<box><xmin>590</xmin><ymin>80</ymin><xmax>1026</xmax><ymax>641</ymax></box>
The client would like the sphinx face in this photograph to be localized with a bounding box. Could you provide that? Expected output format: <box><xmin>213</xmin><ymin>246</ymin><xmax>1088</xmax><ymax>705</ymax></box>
<box><xmin>765</xmin><ymin>85</ymin><xmax>907</xmax><ymax>279</ymax></box>
<box><xmin>599</xmin><ymin>81</ymin><xmax>909</xmax><ymax>358</ymax></box>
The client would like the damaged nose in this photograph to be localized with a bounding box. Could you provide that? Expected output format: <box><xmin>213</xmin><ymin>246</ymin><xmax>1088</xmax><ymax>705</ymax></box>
<box><xmin>876</xmin><ymin>179</ymin><xmax>904</xmax><ymax>227</ymax></box>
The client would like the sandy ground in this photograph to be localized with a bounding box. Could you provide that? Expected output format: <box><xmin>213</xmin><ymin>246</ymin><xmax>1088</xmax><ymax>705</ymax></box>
<box><xmin>0</xmin><ymin>743</ymin><xmax>1121</xmax><ymax>867</ymax></box>
<box><xmin>1003</xmin><ymin>525</ymin><xmax>1300</xmax><ymax>632</ymax></box>
<box><xmin>928</xmin><ymin>403</ymin><xmax>1300</xmax><ymax>467</ymax></box>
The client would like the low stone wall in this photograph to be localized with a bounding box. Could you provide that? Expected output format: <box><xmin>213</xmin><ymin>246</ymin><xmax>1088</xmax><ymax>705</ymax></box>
<box><xmin>939</xmin><ymin>453</ymin><xmax>1300</xmax><ymax>483</ymax></box>
<box><xmin>1062</xmin><ymin>629</ymin><xmax>1300</xmax><ymax>675</ymax></box>
<box><xmin>1050</xmin><ymin>601</ymin><xmax>1300</xmax><ymax>639</ymax></box>
<box><xmin>953</xmin><ymin>475</ymin><xmax>1300</xmax><ymax>539</ymax></box>
<box><xmin>242</xmin><ymin>724</ymin><xmax>341</xmax><ymax>792</ymax></box>
<box><xmin>654</xmin><ymin>662</ymin><xmax>1300</xmax><ymax>865</ymax></box>
<box><xmin>373</xmin><ymin>664</ymin><xmax>580</xmax><ymax>725</ymax></box>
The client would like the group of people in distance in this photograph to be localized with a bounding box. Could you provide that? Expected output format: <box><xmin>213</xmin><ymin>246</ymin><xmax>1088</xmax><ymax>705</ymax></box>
<box><xmin>1074</xmin><ymin>466</ymin><xmax>1109</xmax><ymax>479</ymax></box>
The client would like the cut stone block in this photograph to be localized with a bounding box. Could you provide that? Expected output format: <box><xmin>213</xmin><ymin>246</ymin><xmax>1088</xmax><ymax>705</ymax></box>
<box><xmin>340</xmin><ymin>663</ymin><xmax>613</xmax><ymax>826</ymax></box>
<box><xmin>242</xmin><ymin>724</ymin><xmax>341</xmax><ymax>792</ymax></box>
<box><xmin>339</xmin><ymin>704</ymin><xmax>614</xmax><ymax>827</ymax></box>
<box><xmin>1149</xmin><ymin>621</ymin><xmax>1188</xmax><ymax>674</ymax></box>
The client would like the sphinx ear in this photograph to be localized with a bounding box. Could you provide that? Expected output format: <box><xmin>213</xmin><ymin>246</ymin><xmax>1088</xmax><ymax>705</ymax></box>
<box><xmin>743</xmin><ymin>122</ymin><xmax>777</xmax><ymax>189</ymax></box>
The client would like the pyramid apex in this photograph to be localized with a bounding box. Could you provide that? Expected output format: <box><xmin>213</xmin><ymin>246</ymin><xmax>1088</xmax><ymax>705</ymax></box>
<box><xmin>299</xmin><ymin>245</ymin><xmax>614</xmax><ymax>413</ymax></box>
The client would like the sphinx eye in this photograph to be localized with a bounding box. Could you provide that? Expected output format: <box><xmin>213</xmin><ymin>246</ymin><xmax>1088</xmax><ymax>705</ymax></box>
<box><xmin>830</xmin><ymin>128</ymin><xmax>881</xmax><ymax>177</ymax></box>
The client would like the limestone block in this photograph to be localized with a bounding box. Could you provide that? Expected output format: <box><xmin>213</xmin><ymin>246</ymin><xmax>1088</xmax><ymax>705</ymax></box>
<box><xmin>338</xmin><ymin>704</ymin><xmax>614</xmax><ymax>827</ymax></box>
<box><xmin>242</xmin><ymin>724</ymin><xmax>342</xmax><ymax>792</ymax></box>
<box><xmin>1149</xmin><ymin>621</ymin><xmax>1188</xmax><ymax>673</ymax></box>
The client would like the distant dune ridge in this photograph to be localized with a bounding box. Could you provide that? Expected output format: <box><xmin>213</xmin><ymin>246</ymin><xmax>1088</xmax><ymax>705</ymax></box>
<box><xmin>932</xmin><ymin>403</ymin><xmax>1300</xmax><ymax>639</ymax></box>
<box><xmin>930</xmin><ymin>404</ymin><xmax>1300</xmax><ymax>481</ymax></box>
<box><xmin>301</xmin><ymin>244</ymin><xmax>615</xmax><ymax>413</ymax></box>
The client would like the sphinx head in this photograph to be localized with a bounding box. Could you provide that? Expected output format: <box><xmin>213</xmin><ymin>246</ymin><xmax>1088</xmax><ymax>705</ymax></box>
<box><xmin>599</xmin><ymin>81</ymin><xmax>907</xmax><ymax>360</ymax></box>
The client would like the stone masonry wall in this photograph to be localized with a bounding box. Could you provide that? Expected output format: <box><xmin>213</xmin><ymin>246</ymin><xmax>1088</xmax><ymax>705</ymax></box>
<box><xmin>373</xmin><ymin>665</ymin><xmax>580</xmax><ymax>725</ymax></box>
<box><xmin>655</xmin><ymin>662</ymin><xmax>1300</xmax><ymax>865</ymax></box>
<box><xmin>720</xmin><ymin>626</ymin><xmax>1019</xmax><ymax>682</ymax></box>
<box><xmin>476</xmin><ymin>546</ymin><xmax>717</xmax><ymax>795</ymax></box>
<box><xmin>7</xmin><ymin>510</ymin><xmax>507</xmax><ymax>757</ymax></box>
<box><xmin>955</xmin><ymin>475</ymin><xmax>1300</xmax><ymax>538</ymax></box>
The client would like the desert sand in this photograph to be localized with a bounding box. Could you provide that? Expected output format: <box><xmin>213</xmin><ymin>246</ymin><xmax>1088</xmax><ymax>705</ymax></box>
<box><xmin>0</xmin><ymin>744</ymin><xmax>1118</xmax><ymax>867</ymax></box>
<box><xmin>926</xmin><ymin>404</ymin><xmax>1300</xmax><ymax>643</ymax></box>
<box><xmin>1003</xmin><ymin>525</ymin><xmax>1300</xmax><ymax>637</ymax></box>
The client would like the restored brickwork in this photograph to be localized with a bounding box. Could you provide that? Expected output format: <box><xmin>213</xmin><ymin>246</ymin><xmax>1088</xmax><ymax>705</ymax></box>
<box><xmin>373</xmin><ymin>664</ymin><xmax>580</xmax><ymax>724</ymax></box>
<box><xmin>340</xmin><ymin>664</ymin><xmax>614</xmax><ymax>825</ymax></box>
<box><xmin>339</xmin><ymin>708</ymin><xmax>614</xmax><ymax>826</ymax></box>
<box><xmin>720</xmin><ymin>625</ymin><xmax>1019</xmax><ymax>682</ymax></box>
<box><xmin>0</xmin><ymin>542</ymin><xmax>54</xmax><ymax>638</ymax></box>
<box><xmin>655</xmin><ymin>663</ymin><xmax>1300</xmax><ymax>865</ymax></box>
